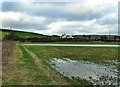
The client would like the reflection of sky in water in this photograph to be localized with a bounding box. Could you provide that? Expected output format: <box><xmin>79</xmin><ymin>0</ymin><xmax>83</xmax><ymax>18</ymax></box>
<box><xmin>23</xmin><ymin>44</ymin><xmax>119</xmax><ymax>47</ymax></box>
<box><xmin>50</xmin><ymin>58</ymin><xmax>118</xmax><ymax>85</ymax></box>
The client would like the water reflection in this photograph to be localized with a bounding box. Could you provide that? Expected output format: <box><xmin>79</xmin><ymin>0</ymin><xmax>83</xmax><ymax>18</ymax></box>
<box><xmin>50</xmin><ymin>58</ymin><xmax>118</xmax><ymax>86</ymax></box>
<box><xmin>23</xmin><ymin>44</ymin><xmax>119</xmax><ymax>47</ymax></box>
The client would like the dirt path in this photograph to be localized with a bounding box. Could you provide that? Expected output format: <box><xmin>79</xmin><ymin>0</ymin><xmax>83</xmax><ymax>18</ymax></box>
<box><xmin>2</xmin><ymin>41</ymin><xmax>18</xmax><ymax>85</ymax></box>
<box><xmin>23</xmin><ymin>46</ymin><xmax>70</xmax><ymax>85</ymax></box>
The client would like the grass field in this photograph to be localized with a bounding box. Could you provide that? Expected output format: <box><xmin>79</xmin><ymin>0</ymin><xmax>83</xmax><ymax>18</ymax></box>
<box><xmin>0</xmin><ymin>30</ymin><xmax>49</xmax><ymax>39</ymax></box>
<box><xmin>2</xmin><ymin>41</ymin><xmax>118</xmax><ymax>86</ymax></box>
<box><xmin>13</xmin><ymin>31</ymin><xmax>48</xmax><ymax>38</ymax></box>
<box><xmin>24</xmin><ymin>45</ymin><xmax>118</xmax><ymax>64</ymax></box>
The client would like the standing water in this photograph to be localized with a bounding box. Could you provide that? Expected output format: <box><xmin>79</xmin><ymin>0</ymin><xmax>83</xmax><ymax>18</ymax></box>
<box><xmin>50</xmin><ymin>58</ymin><xmax>118</xmax><ymax>86</ymax></box>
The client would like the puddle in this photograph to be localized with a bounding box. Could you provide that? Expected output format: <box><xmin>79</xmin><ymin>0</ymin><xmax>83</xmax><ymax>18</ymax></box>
<box><xmin>23</xmin><ymin>44</ymin><xmax>119</xmax><ymax>47</ymax></box>
<box><xmin>104</xmin><ymin>60</ymin><xmax>119</xmax><ymax>65</ymax></box>
<box><xmin>50</xmin><ymin>58</ymin><xmax>118</xmax><ymax>86</ymax></box>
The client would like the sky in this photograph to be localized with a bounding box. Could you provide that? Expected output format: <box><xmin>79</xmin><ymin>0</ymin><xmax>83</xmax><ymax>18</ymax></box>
<box><xmin>0</xmin><ymin>0</ymin><xmax>119</xmax><ymax>35</ymax></box>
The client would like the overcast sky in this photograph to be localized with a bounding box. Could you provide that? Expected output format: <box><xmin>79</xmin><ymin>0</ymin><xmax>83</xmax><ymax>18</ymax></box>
<box><xmin>0</xmin><ymin>0</ymin><xmax>119</xmax><ymax>35</ymax></box>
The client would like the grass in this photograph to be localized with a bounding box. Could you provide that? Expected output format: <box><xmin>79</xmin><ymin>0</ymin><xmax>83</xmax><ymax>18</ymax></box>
<box><xmin>3</xmin><ymin>45</ymin><xmax>51</xmax><ymax>85</ymax></box>
<box><xmin>0</xmin><ymin>30</ymin><xmax>49</xmax><ymax>39</ymax></box>
<box><xmin>0</xmin><ymin>31</ymin><xmax>9</xmax><ymax>40</ymax></box>
<box><xmin>25</xmin><ymin>46</ymin><xmax>118</xmax><ymax>64</ymax></box>
<box><xmin>13</xmin><ymin>31</ymin><xmax>48</xmax><ymax>38</ymax></box>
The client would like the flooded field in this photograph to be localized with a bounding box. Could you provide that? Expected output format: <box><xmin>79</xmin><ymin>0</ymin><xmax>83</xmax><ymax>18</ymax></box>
<box><xmin>50</xmin><ymin>58</ymin><xmax>118</xmax><ymax>86</ymax></box>
<box><xmin>4</xmin><ymin>43</ymin><xmax>118</xmax><ymax>86</ymax></box>
<box><xmin>23</xmin><ymin>44</ymin><xmax>119</xmax><ymax>47</ymax></box>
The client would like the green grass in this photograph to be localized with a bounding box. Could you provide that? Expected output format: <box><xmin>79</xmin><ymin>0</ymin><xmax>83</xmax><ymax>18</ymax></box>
<box><xmin>17</xmin><ymin>45</ymin><xmax>54</xmax><ymax>84</ymax></box>
<box><xmin>3</xmin><ymin>45</ymin><xmax>53</xmax><ymax>85</ymax></box>
<box><xmin>0</xmin><ymin>30</ymin><xmax>49</xmax><ymax>39</ymax></box>
<box><xmin>13</xmin><ymin>31</ymin><xmax>48</xmax><ymax>38</ymax></box>
<box><xmin>25</xmin><ymin>46</ymin><xmax>118</xmax><ymax>64</ymax></box>
<box><xmin>0</xmin><ymin>31</ymin><xmax>9</xmax><ymax>39</ymax></box>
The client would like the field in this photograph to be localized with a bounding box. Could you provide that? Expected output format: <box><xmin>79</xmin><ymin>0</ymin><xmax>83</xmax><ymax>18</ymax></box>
<box><xmin>12</xmin><ymin>31</ymin><xmax>48</xmax><ymax>38</ymax></box>
<box><xmin>0</xmin><ymin>30</ymin><xmax>49</xmax><ymax>40</ymax></box>
<box><xmin>2</xmin><ymin>41</ymin><xmax>118</xmax><ymax>86</ymax></box>
<box><xmin>24</xmin><ymin>45</ymin><xmax>118</xmax><ymax>63</ymax></box>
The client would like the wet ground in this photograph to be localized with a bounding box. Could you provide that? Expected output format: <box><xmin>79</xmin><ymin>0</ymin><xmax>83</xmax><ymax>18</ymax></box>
<box><xmin>50</xmin><ymin>58</ymin><xmax>118</xmax><ymax>86</ymax></box>
<box><xmin>23</xmin><ymin>44</ymin><xmax>119</xmax><ymax>47</ymax></box>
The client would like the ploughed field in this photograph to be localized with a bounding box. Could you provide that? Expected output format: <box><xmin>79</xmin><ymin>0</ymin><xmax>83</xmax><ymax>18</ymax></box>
<box><xmin>2</xmin><ymin>42</ymin><xmax>119</xmax><ymax>86</ymax></box>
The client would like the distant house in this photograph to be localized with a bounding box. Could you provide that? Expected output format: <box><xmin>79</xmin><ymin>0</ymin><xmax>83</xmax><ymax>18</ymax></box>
<box><xmin>90</xmin><ymin>36</ymin><xmax>101</xmax><ymax>41</ymax></box>
<box><xmin>61</xmin><ymin>34</ymin><xmax>74</xmax><ymax>39</ymax></box>
<box><xmin>114</xmin><ymin>36</ymin><xmax>120</xmax><ymax>42</ymax></box>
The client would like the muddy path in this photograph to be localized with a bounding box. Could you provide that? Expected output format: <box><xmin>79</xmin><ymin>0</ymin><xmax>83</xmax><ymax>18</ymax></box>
<box><xmin>2</xmin><ymin>41</ymin><xmax>16</xmax><ymax>73</ymax></box>
<box><xmin>2</xmin><ymin>41</ymin><xmax>16</xmax><ymax>84</ymax></box>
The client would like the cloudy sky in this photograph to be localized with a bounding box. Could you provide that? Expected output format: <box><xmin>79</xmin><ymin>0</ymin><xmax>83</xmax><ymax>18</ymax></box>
<box><xmin>0</xmin><ymin>0</ymin><xmax>119</xmax><ymax>35</ymax></box>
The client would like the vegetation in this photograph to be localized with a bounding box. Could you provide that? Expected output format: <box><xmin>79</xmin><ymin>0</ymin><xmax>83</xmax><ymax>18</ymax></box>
<box><xmin>1</xmin><ymin>29</ymin><xmax>120</xmax><ymax>42</ymax></box>
<box><xmin>25</xmin><ymin>46</ymin><xmax>118</xmax><ymax>64</ymax></box>
<box><xmin>3</xmin><ymin>42</ymin><xmax>118</xmax><ymax>85</ymax></box>
<box><xmin>13</xmin><ymin>31</ymin><xmax>48</xmax><ymax>39</ymax></box>
<box><xmin>3</xmin><ymin>43</ymin><xmax>93</xmax><ymax>86</ymax></box>
<box><xmin>0</xmin><ymin>31</ymin><xmax>9</xmax><ymax>40</ymax></box>
<box><xmin>0</xmin><ymin>29</ymin><xmax>49</xmax><ymax>39</ymax></box>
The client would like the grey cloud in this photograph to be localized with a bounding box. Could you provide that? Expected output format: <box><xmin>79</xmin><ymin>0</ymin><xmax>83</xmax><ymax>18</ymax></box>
<box><xmin>2</xmin><ymin>21</ymin><xmax>48</xmax><ymax>30</ymax></box>
<box><xmin>2</xmin><ymin>2</ymin><xmax>111</xmax><ymax>21</ymax></box>
<box><xmin>1</xmin><ymin>1</ymin><xmax>118</xmax><ymax>35</ymax></box>
<box><xmin>97</xmin><ymin>15</ymin><xmax>117</xmax><ymax>25</ymax></box>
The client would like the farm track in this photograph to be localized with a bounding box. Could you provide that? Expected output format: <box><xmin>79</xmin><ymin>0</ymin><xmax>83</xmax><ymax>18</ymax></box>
<box><xmin>2</xmin><ymin>42</ymin><xmax>72</xmax><ymax>85</ymax></box>
<box><xmin>22</xmin><ymin>46</ymin><xmax>70</xmax><ymax>85</ymax></box>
